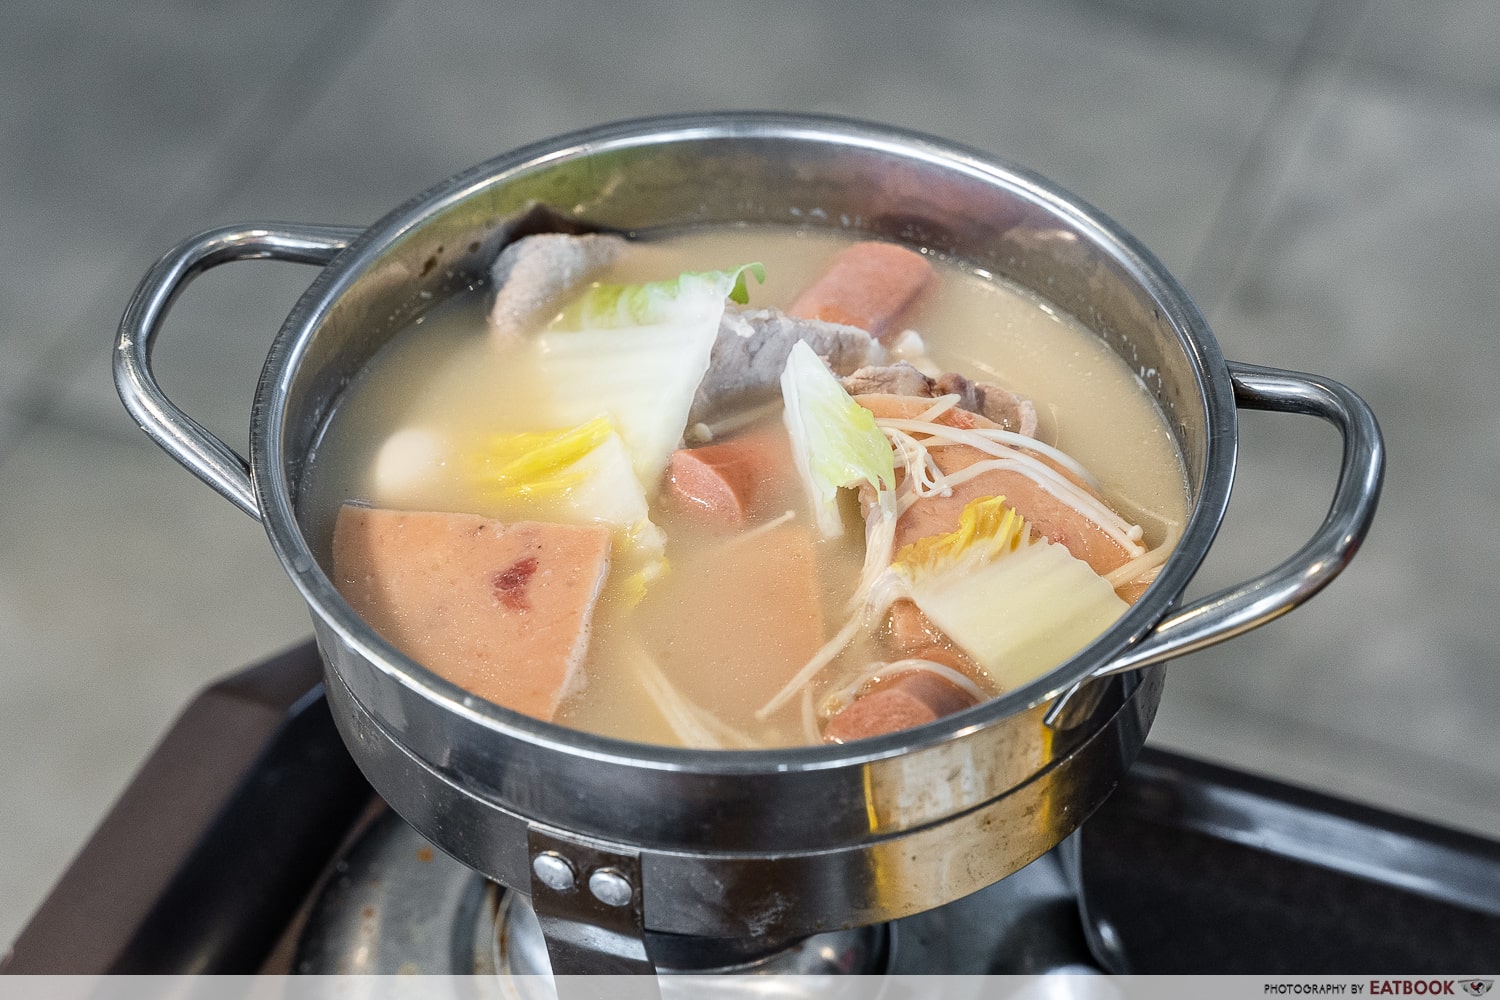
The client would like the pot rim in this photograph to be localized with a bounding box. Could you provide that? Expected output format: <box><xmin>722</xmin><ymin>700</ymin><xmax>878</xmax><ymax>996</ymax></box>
<box><xmin>251</xmin><ymin>110</ymin><xmax>1235</xmax><ymax>775</ymax></box>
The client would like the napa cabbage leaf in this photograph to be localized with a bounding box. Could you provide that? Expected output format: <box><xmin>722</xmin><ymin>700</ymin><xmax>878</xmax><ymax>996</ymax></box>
<box><xmin>530</xmin><ymin>264</ymin><xmax>765</xmax><ymax>488</ymax></box>
<box><xmin>779</xmin><ymin>339</ymin><xmax>897</xmax><ymax>539</ymax></box>
<box><xmin>467</xmin><ymin>415</ymin><xmax>667</xmax><ymax>587</ymax></box>
<box><xmin>553</xmin><ymin>263</ymin><xmax>764</xmax><ymax>329</ymax></box>
<box><xmin>891</xmin><ymin>495</ymin><xmax>1129</xmax><ymax>689</ymax></box>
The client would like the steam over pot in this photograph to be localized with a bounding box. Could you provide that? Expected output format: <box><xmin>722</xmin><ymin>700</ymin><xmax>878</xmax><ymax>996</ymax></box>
<box><xmin>115</xmin><ymin>114</ymin><xmax>1382</xmax><ymax>951</ymax></box>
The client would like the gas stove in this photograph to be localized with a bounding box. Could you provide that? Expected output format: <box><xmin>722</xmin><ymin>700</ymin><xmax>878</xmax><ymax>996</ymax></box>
<box><xmin>6</xmin><ymin>642</ymin><xmax>1498</xmax><ymax>977</ymax></box>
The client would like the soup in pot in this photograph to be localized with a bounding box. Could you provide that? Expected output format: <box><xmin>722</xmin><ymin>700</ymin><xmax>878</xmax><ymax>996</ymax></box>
<box><xmin>302</xmin><ymin>225</ymin><xmax>1189</xmax><ymax>748</ymax></box>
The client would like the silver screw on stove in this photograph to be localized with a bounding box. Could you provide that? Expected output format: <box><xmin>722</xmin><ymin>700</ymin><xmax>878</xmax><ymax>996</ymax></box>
<box><xmin>588</xmin><ymin>867</ymin><xmax>633</xmax><ymax>907</ymax></box>
<box><xmin>531</xmin><ymin>851</ymin><xmax>576</xmax><ymax>892</ymax></box>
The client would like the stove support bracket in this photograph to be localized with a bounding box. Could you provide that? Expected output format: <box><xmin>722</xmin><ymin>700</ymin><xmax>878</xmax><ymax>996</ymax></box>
<box><xmin>526</xmin><ymin>825</ymin><xmax>660</xmax><ymax>990</ymax></box>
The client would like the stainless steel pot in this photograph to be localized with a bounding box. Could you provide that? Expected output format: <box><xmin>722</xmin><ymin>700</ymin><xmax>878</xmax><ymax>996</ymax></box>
<box><xmin>114</xmin><ymin>113</ymin><xmax>1383</xmax><ymax>970</ymax></box>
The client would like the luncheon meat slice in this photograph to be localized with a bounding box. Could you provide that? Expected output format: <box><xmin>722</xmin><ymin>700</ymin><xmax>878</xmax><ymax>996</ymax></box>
<box><xmin>788</xmin><ymin>241</ymin><xmax>935</xmax><ymax>341</ymax></box>
<box><xmin>840</xmin><ymin>363</ymin><xmax>1038</xmax><ymax>437</ymax></box>
<box><xmin>855</xmin><ymin>394</ymin><xmax>1137</xmax><ymax>580</ymax></box>
<box><xmin>687</xmin><ymin>307</ymin><xmax>883</xmax><ymax>425</ymax></box>
<box><xmin>637</xmin><ymin>523</ymin><xmax>823</xmax><ymax>725</ymax></box>
<box><xmin>822</xmin><ymin>670</ymin><xmax>979</xmax><ymax>744</ymax></box>
<box><xmin>488</xmin><ymin>232</ymin><xmax>627</xmax><ymax>344</ymax></box>
<box><xmin>331</xmin><ymin>505</ymin><xmax>612</xmax><ymax>721</ymax></box>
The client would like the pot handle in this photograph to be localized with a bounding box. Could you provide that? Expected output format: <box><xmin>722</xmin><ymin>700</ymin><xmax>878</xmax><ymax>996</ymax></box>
<box><xmin>114</xmin><ymin>223</ymin><xmax>364</xmax><ymax>520</ymax></box>
<box><xmin>1046</xmin><ymin>362</ymin><xmax>1384</xmax><ymax>726</ymax></box>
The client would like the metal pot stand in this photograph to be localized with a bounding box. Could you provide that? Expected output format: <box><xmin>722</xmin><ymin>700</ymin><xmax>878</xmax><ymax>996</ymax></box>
<box><xmin>8</xmin><ymin>643</ymin><xmax>1497</xmax><ymax>978</ymax></box>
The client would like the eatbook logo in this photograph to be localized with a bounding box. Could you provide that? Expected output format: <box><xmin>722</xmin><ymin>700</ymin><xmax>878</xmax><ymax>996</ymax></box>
<box><xmin>1462</xmin><ymin>983</ymin><xmax>1494</xmax><ymax>997</ymax></box>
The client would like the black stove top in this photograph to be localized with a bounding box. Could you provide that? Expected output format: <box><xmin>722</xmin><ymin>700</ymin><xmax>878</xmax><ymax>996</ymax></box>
<box><xmin>5</xmin><ymin>641</ymin><xmax>1498</xmax><ymax>975</ymax></box>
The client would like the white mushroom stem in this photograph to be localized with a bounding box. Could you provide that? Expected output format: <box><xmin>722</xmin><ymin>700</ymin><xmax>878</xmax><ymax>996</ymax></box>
<box><xmin>875</xmin><ymin>417</ymin><xmax>1145</xmax><ymax>556</ymax></box>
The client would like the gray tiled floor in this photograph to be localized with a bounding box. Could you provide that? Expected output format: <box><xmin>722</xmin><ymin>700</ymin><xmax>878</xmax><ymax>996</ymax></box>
<box><xmin>4</xmin><ymin>0</ymin><xmax>1498</xmax><ymax>951</ymax></box>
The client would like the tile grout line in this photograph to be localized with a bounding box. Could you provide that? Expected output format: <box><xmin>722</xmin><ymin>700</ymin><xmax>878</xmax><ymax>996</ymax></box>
<box><xmin>0</xmin><ymin>0</ymin><xmax>400</xmax><ymax>475</ymax></box>
<box><xmin>1183</xmin><ymin>0</ymin><xmax>1375</xmax><ymax>322</ymax></box>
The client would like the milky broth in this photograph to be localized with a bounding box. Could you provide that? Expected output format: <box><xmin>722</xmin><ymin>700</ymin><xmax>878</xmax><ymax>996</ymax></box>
<box><xmin>303</xmin><ymin>225</ymin><xmax>1189</xmax><ymax>747</ymax></box>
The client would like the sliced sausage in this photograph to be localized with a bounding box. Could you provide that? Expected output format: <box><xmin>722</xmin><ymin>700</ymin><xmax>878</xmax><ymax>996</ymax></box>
<box><xmin>822</xmin><ymin>670</ymin><xmax>978</xmax><ymax>744</ymax></box>
<box><xmin>788</xmin><ymin>241</ymin><xmax>934</xmax><ymax>341</ymax></box>
<box><xmin>884</xmin><ymin>598</ymin><xmax>948</xmax><ymax>654</ymax></box>
<box><xmin>660</xmin><ymin>427</ymin><xmax>792</xmax><ymax>529</ymax></box>
<box><xmin>488</xmin><ymin>232</ymin><xmax>627</xmax><ymax>344</ymax></box>
<box><xmin>855</xmin><ymin>393</ymin><xmax>1137</xmax><ymax>579</ymax></box>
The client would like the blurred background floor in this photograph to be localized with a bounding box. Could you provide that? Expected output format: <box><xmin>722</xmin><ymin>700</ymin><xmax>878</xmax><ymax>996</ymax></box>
<box><xmin>4</xmin><ymin>0</ymin><xmax>1498</xmax><ymax>948</ymax></box>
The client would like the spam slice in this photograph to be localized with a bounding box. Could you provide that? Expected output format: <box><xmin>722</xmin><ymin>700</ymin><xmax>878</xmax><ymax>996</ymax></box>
<box><xmin>788</xmin><ymin>241</ymin><xmax>934</xmax><ymax>341</ymax></box>
<box><xmin>636</xmin><ymin>523</ymin><xmax>824</xmax><ymax>724</ymax></box>
<box><xmin>331</xmin><ymin>504</ymin><xmax>612</xmax><ymax>721</ymax></box>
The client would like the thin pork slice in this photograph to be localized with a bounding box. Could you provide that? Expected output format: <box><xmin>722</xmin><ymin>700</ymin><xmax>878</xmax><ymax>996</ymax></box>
<box><xmin>840</xmin><ymin>364</ymin><xmax>1038</xmax><ymax>437</ymax></box>
<box><xmin>331</xmin><ymin>505</ymin><xmax>612</xmax><ymax>721</ymax></box>
<box><xmin>687</xmin><ymin>307</ymin><xmax>882</xmax><ymax>425</ymax></box>
<box><xmin>840</xmin><ymin>361</ymin><xmax>935</xmax><ymax>399</ymax></box>
<box><xmin>488</xmin><ymin>232</ymin><xmax>628</xmax><ymax>344</ymax></box>
<box><xmin>931</xmin><ymin>372</ymin><xmax>1038</xmax><ymax>437</ymax></box>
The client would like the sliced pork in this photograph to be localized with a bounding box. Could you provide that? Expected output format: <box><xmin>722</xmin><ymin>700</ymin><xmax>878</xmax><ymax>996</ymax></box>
<box><xmin>840</xmin><ymin>361</ymin><xmax>935</xmax><ymax>399</ymax></box>
<box><xmin>840</xmin><ymin>363</ymin><xmax>1038</xmax><ymax>437</ymax></box>
<box><xmin>488</xmin><ymin>232</ymin><xmax>628</xmax><ymax>343</ymax></box>
<box><xmin>686</xmin><ymin>307</ymin><xmax>883</xmax><ymax>425</ymax></box>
